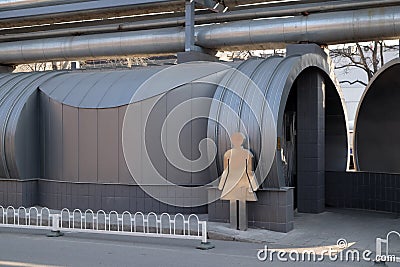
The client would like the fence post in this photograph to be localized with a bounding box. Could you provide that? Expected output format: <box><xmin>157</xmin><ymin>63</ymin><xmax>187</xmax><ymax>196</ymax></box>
<box><xmin>373</xmin><ymin>238</ymin><xmax>387</xmax><ymax>266</ymax></box>
<box><xmin>47</xmin><ymin>214</ymin><xmax>64</xmax><ymax>237</ymax></box>
<box><xmin>196</xmin><ymin>221</ymin><xmax>214</xmax><ymax>250</ymax></box>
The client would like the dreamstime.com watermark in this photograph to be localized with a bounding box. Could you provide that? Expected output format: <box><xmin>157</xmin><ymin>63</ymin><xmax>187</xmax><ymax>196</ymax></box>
<box><xmin>257</xmin><ymin>238</ymin><xmax>398</xmax><ymax>263</ymax></box>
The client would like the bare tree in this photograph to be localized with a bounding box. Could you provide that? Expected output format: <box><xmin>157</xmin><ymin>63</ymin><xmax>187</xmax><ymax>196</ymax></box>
<box><xmin>330</xmin><ymin>41</ymin><xmax>398</xmax><ymax>87</ymax></box>
<box><xmin>14</xmin><ymin>62</ymin><xmax>53</xmax><ymax>72</ymax></box>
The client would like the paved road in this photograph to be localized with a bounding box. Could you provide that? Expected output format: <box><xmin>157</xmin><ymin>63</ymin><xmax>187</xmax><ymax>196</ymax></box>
<box><xmin>0</xmin><ymin>229</ymin><xmax>395</xmax><ymax>267</ymax></box>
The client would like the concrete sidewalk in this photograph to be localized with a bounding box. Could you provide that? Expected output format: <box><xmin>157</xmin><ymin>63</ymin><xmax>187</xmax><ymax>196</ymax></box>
<box><xmin>207</xmin><ymin>208</ymin><xmax>400</xmax><ymax>254</ymax></box>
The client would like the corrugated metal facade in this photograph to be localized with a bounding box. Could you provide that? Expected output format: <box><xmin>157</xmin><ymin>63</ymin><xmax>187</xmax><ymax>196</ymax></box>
<box><xmin>209</xmin><ymin>54</ymin><xmax>349</xmax><ymax>188</ymax></box>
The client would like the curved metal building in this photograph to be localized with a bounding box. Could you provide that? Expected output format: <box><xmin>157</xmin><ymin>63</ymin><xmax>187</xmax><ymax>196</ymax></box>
<box><xmin>354</xmin><ymin>58</ymin><xmax>400</xmax><ymax>173</ymax></box>
<box><xmin>0</xmin><ymin>51</ymin><xmax>349</xmax><ymax>231</ymax></box>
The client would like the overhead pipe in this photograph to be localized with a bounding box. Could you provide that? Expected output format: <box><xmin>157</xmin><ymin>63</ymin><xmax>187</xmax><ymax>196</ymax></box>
<box><xmin>1</xmin><ymin>0</ymin><xmax>399</xmax><ymax>42</ymax></box>
<box><xmin>0</xmin><ymin>0</ymin><xmax>287</xmax><ymax>28</ymax></box>
<box><xmin>0</xmin><ymin>5</ymin><xmax>399</xmax><ymax>64</ymax></box>
<box><xmin>0</xmin><ymin>0</ymin><xmax>257</xmax><ymax>11</ymax></box>
<box><xmin>0</xmin><ymin>0</ymin><xmax>188</xmax><ymax>28</ymax></box>
<box><xmin>0</xmin><ymin>0</ymin><xmax>387</xmax><ymax>29</ymax></box>
<box><xmin>0</xmin><ymin>0</ymin><xmax>94</xmax><ymax>10</ymax></box>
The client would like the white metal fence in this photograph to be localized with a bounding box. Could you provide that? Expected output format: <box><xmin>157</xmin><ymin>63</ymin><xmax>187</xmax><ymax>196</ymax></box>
<box><xmin>0</xmin><ymin>206</ymin><xmax>208</xmax><ymax>245</ymax></box>
<box><xmin>376</xmin><ymin>231</ymin><xmax>400</xmax><ymax>263</ymax></box>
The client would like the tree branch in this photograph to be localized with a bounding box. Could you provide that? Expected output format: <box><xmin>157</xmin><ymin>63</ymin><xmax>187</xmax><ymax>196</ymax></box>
<box><xmin>334</xmin><ymin>64</ymin><xmax>369</xmax><ymax>72</ymax></box>
<box><xmin>356</xmin><ymin>42</ymin><xmax>373</xmax><ymax>80</ymax></box>
<box><xmin>339</xmin><ymin>80</ymin><xmax>368</xmax><ymax>86</ymax></box>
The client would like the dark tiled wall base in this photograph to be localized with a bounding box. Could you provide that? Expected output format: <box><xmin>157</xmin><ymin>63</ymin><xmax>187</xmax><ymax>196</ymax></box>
<box><xmin>208</xmin><ymin>187</ymin><xmax>294</xmax><ymax>233</ymax></box>
<box><xmin>0</xmin><ymin>179</ymin><xmax>37</xmax><ymax>207</ymax></box>
<box><xmin>326</xmin><ymin>171</ymin><xmax>400</xmax><ymax>213</ymax></box>
<box><xmin>0</xmin><ymin>179</ymin><xmax>206</xmax><ymax>214</ymax></box>
<box><xmin>248</xmin><ymin>188</ymin><xmax>294</xmax><ymax>232</ymax></box>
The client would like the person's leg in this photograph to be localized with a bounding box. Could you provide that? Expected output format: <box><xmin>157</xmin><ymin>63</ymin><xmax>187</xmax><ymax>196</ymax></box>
<box><xmin>238</xmin><ymin>200</ymin><xmax>248</xmax><ymax>231</ymax></box>
<box><xmin>229</xmin><ymin>200</ymin><xmax>238</xmax><ymax>229</ymax></box>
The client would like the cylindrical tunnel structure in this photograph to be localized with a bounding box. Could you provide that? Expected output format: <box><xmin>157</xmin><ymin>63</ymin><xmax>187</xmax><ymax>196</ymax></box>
<box><xmin>354</xmin><ymin>58</ymin><xmax>400</xmax><ymax>173</ymax></box>
<box><xmin>0</xmin><ymin>55</ymin><xmax>348</xmax><ymax>212</ymax></box>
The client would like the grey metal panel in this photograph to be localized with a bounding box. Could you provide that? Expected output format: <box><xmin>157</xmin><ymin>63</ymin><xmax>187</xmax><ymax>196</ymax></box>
<box><xmin>0</xmin><ymin>74</ymin><xmax>25</xmax><ymax>177</ymax></box>
<box><xmin>190</xmin><ymin>82</ymin><xmax>218</xmax><ymax>186</ymax></box>
<box><xmin>165</xmin><ymin>84</ymin><xmax>192</xmax><ymax>185</ymax></box>
<box><xmin>130</xmin><ymin>62</ymin><xmax>232</xmax><ymax>103</ymax></box>
<box><xmin>39</xmin><ymin>92</ymin><xmax>50</xmax><ymax>179</ymax></box>
<box><xmin>80</xmin><ymin>71</ymin><xmax>128</xmax><ymax>108</ymax></box>
<box><xmin>39</xmin><ymin>62</ymin><xmax>226</xmax><ymax>107</ymax></box>
<box><xmin>47</xmin><ymin>98</ymin><xmax>63</xmax><ymax>180</ymax></box>
<box><xmin>99</xmin><ymin>68</ymin><xmax>162</xmax><ymax>108</ymax></box>
<box><xmin>0</xmin><ymin>72</ymin><xmax>61</xmax><ymax>179</ymax></box>
<box><xmin>209</xmin><ymin>59</ymin><xmax>261</xmax><ymax>171</ymax></box>
<box><xmin>98</xmin><ymin>108</ymin><xmax>119</xmax><ymax>183</ymax></box>
<box><xmin>118</xmin><ymin>105</ymin><xmax>135</xmax><ymax>184</ymax></box>
<box><xmin>354</xmin><ymin>58</ymin><xmax>400</xmax><ymax>173</ymax></box>
<box><xmin>143</xmin><ymin>94</ymin><xmax>167</xmax><ymax>183</ymax></box>
<box><xmin>10</xmin><ymin>71</ymin><xmax>63</xmax><ymax>179</ymax></box>
<box><xmin>42</xmin><ymin>73</ymin><xmax>90</xmax><ymax>103</ymax></box>
<box><xmin>12</xmin><ymin>92</ymin><xmax>36</xmax><ymax>178</ymax></box>
<box><xmin>39</xmin><ymin>67</ymin><xmax>166</xmax><ymax>109</ymax></box>
<box><xmin>62</xmin><ymin>104</ymin><xmax>78</xmax><ymax>182</ymax></box>
<box><xmin>208</xmin><ymin>58</ymin><xmax>277</xmax><ymax>185</ymax></box>
<box><xmin>0</xmin><ymin>73</ymin><xmax>33</xmax><ymax>178</ymax></box>
<box><xmin>62</xmin><ymin>73</ymin><xmax>105</xmax><ymax>107</ymax></box>
<box><xmin>78</xmin><ymin>108</ymin><xmax>98</xmax><ymax>182</ymax></box>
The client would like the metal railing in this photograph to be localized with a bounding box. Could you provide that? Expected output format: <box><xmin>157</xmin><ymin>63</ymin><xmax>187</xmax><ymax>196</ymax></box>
<box><xmin>0</xmin><ymin>206</ymin><xmax>209</xmax><ymax>245</ymax></box>
<box><xmin>375</xmin><ymin>231</ymin><xmax>400</xmax><ymax>263</ymax></box>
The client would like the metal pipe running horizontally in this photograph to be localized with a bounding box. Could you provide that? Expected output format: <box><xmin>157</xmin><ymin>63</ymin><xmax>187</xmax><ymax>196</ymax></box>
<box><xmin>0</xmin><ymin>0</ymin><xmax>93</xmax><ymax>10</ymax></box>
<box><xmin>0</xmin><ymin>0</ymin><xmax>189</xmax><ymax>28</ymax></box>
<box><xmin>0</xmin><ymin>5</ymin><xmax>399</xmax><ymax>64</ymax></box>
<box><xmin>1</xmin><ymin>0</ymin><xmax>399</xmax><ymax>42</ymax></box>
